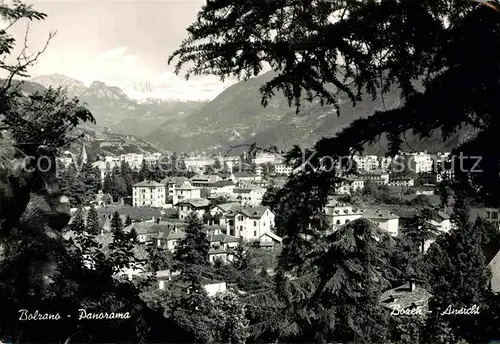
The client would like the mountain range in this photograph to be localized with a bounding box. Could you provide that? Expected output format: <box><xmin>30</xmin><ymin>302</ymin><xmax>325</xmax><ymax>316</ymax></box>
<box><xmin>145</xmin><ymin>72</ymin><xmax>473</xmax><ymax>155</ymax></box>
<box><xmin>27</xmin><ymin>72</ymin><xmax>473</xmax><ymax>156</ymax></box>
<box><xmin>30</xmin><ymin>74</ymin><xmax>207</xmax><ymax>138</ymax></box>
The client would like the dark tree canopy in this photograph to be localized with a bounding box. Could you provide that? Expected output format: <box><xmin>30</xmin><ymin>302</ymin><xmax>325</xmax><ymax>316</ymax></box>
<box><xmin>170</xmin><ymin>0</ymin><xmax>500</xmax><ymax>205</ymax></box>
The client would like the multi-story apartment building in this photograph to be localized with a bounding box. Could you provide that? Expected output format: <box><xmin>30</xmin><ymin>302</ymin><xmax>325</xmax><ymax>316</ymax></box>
<box><xmin>232</xmin><ymin>184</ymin><xmax>266</xmax><ymax>206</ymax></box>
<box><xmin>132</xmin><ymin>180</ymin><xmax>166</xmax><ymax>207</ymax></box>
<box><xmin>388</xmin><ymin>177</ymin><xmax>415</xmax><ymax>187</ymax></box>
<box><xmin>224</xmin><ymin>206</ymin><xmax>275</xmax><ymax>240</ymax></box>
<box><xmin>274</xmin><ymin>163</ymin><xmax>293</xmax><ymax>175</ymax></box>
<box><xmin>353</xmin><ymin>155</ymin><xmax>380</xmax><ymax>171</ymax></box>
<box><xmin>398</xmin><ymin>152</ymin><xmax>433</xmax><ymax>174</ymax></box>
<box><xmin>175</xmin><ymin>198</ymin><xmax>211</xmax><ymax>220</ymax></box>
<box><xmin>121</xmin><ymin>153</ymin><xmax>145</xmax><ymax>169</ymax></box>
<box><xmin>162</xmin><ymin>177</ymin><xmax>201</xmax><ymax>204</ymax></box>
<box><xmin>358</xmin><ymin>171</ymin><xmax>390</xmax><ymax>185</ymax></box>
<box><xmin>184</xmin><ymin>156</ymin><xmax>215</xmax><ymax>170</ymax></box>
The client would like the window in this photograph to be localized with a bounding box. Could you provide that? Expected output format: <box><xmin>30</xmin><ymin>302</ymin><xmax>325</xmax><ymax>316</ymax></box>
<box><xmin>254</xmin><ymin>231</ymin><xmax>257</xmax><ymax>237</ymax></box>
<box><xmin>240</xmin><ymin>226</ymin><xmax>243</xmax><ymax>231</ymax></box>
<box><xmin>336</xmin><ymin>220</ymin><xmax>341</xmax><ymax>225</ymax></box>
<box><xmin>253</xmin><ymin>221</ymin><xmax>257</xmax><ymax>226</ymax></box>
<box><xmin>493</xmin><ymin>211</ymin><xmax>499</xmax><ymax>220</ymax></box>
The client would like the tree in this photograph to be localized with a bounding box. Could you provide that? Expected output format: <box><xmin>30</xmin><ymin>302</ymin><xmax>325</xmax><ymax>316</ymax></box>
<box><xmin>70</xmin><ymin>207</ymin><xmax>86</xmax><ymax>233</ymax></box>
<box><xmin>212</xmin><ymin>291</ymin><xmax>250</xmax><ymax>344</ymax></box>
<box><xmin>171</xmin><ymin>213</ymin><xmax>214</xmax><ymax>342</ymax></box>
<box><xmin>110</xmin><ymin>211</ymin><xmax>123</xmax><ymax>235</ymax></box>
<box><xmin>402</xmin><ymin>207</ymin><xmax>441</xmax><ymax>252</ymax></box>
<box><xmin>138</xmin><ymin>159</ymin><xmax>149</xmax><ymax>181</ymax></box>
<box><xmin>146</xmin><ymin>246</ymin><xmax>172</xmax><ymax>272</ymax></box>
<box><xmin>120</xmin><ymin>161</ymin><xmax>135</xmax><ymax>195</ymax></box>
<box><xmin>103</xmin><ymin>170</ymin><xmax>113</xmax><ymax>196</ymax></box>
<box><xmin>125</xmin><ymin>215</ymin><xmax>133</xmax><ymax>227</ymax></box>
<box><xmin>169</xmin><ymin>0</ymin><xmax>500</xmax><ymax>205</ymax></box>
<box><xmin>0</xmin><ymin>2</ymin><xmax>193</xmax><ymax>343</ymax></box>
<box><xmin>213</xmin><ymin>158</ymin><xmax>222</xmax><ymax>171</ymax></box>
<box><xmin>424</xmin><ymin>220</ymin><xmax>492</xmax><ymax>343</ymax></box>
<box><xmin>86</xmin><ymin>205</ymin><xmax>101</xmax><ymax>235</ymax></box>
<box><xmin>173</xmin><ymin>213</ymin><xmax>211</xmax><ymax>287</ymax></box>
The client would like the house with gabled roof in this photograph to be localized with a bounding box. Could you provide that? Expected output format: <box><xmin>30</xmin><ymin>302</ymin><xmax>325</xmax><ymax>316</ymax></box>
<box><xmin>132</xmin><ymin>180</ymin><xmax>166</xmax><ymax>207</ymax></box>
<box><xmin>210</xmin><ymin>202</ymin><xmax>242</xmax><ymax>226</ymax></box>
<box><xmin>207</xmin><ymin>232</ymin><xmax>240</xmax><ymax>263</ymax></box>
<box><xmin>224</xmin><ymin>205</ymin><xmax>275</xmax><ymax>240</ymax></box>
<box><xmin>175</xmin><ymin>198</ymin><xmax>211</xmax><ymax>220</ymax></box>
<box><xmin>256</xmin><ymin>231</ymin><xmax>283</xmax><ymax>250</ymax></box>
<box><xmin>363</xmin><ymin>208</ymin><xmax>399</xmax><ymax>236</ymax></box>
<box><xmin>379</xmin><ymin>278</ymin><xmax>432</xmax><ymax>316</ymax></box>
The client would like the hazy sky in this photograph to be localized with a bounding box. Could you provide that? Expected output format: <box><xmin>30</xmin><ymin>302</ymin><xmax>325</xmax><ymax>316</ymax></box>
<box><xmin>4</xmin><ymin>0</ymin><xmax>237</xmax><ymax>100</ymax></box>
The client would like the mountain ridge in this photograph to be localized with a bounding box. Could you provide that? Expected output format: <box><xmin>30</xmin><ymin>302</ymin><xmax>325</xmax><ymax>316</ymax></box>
<box><xmin>145</xmin><ymin>71</ymin><xmax>472</xmax><ymax>155</ymax></box>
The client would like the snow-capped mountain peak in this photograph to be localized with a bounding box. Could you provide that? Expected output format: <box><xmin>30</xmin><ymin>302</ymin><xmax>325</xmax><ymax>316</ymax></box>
<box><xmin>30</xmin><ymin>73</ymin><xmax>87</xmax><ymax>98</ymax></box>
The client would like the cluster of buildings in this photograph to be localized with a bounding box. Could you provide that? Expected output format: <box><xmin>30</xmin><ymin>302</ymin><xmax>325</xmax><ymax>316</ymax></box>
<box><xmin>132</xmin><ymin>175</ymin><xmax>267</xmax><ymax>208</ymax></box>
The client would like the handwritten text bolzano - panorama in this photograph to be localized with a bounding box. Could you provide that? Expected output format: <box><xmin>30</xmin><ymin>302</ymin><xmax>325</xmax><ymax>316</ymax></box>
<box><xmin>18</xmin><ymin>309</ymin><xmax>131</xmax><ymax>320</ymax></box>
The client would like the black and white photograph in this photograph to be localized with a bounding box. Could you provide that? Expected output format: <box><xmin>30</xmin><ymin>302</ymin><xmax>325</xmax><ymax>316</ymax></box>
<box><xmin>1</xmin><ymin>0</ymin><xmax>500</xmax><ymax>342</ymax></box>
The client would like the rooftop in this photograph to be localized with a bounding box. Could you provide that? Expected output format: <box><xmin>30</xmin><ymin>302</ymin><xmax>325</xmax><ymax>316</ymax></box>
<box><xmin>227</xmin><ymin>206</ymin><xmax>271</xmax><ymax>219</ymax></box>
<box><xmin>175</xmin><ymin>198</ymin><xmax>211</xmax><ymax>208</ymax></box>
<box><xmin>363</xmin><ymin>209</ymin><xmax>399</xmax><ymax>220</ymax></box>
<box><xmin>379</xmin><ymin>282</ymin><xmax>432</xmax><ymax>312</ymax></box>
<box><xmin>133</xmin><ymin>180</ymin><xmax>164</xmax><ymax>187</ymax></box>
<box><xmin>161</xmin><ymin>176</ymin><xmax>189</xmax><ymax>187</ymax></box>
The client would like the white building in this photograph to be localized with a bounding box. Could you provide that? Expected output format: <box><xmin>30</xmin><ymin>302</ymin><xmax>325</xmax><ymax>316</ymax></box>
<box><xmin>232</xmin><ymin>185</ymin><xmax>266</xmax><ymax>206</ymax></box>
<box><xmin>162</xmin><ymin>177</ymin><xmax>201</xmax><ymax>205</ymax></box>
<box><xmin>358</xmin><ymin>171</ymin><xmax>390</xmax><ymax>185</ymax></box>
<box><xmin>209</xmin><ymin>180</ymin><xmax>236</xmax><ymax>197</ymax></box>
<box><xmin>210</xmin><ymin>203</ymin><xmax>242</xmax><ymax>226</ymax></box>
<box><xmin>132</xmin><ymin>180</ymin><xmax>166</xmax><ymax>207</ymax></box>
<box><xmin>175</xmin><ymin>198</ymin><xmax>211</xmax><ymax>220</ymax></box>
<box><xmin>253</xmin><ymin>152</ymin><xmax>283</xmax><ymax>165</ymax></box>
<box><xmin>323</xmin><ymin>198</ymin><xmax>363</xmax><ymax>230</ymax></box>
<box><xmin>121</xmin><ymin>153</ymin><xmax>144</xmax><ymax>169</ymax></box>
<box><xmin>184</xmin><ymin>156</ymin><xmax>215</xmax><ymax>170</ymax></box>
<box><xmin>388</xmin><ymin>177</ymin><xmax>415</xmax><ymax>187</ymax></box>
<box><xmin>335</xmin><ymin>178</ymin><xmax>365</xmax><ymax>195</ymax></box>
<box><xmin>362</xmin><ymin>209</ymin><xmax>399</xmax><ymax>236</ymax></box>
<box><xmin>400</xmin><ymin>152</ymin><xmax>433</xmax><ymax>174</ymax></box>
<box><xmin>353</xmin><ymin>155</ymin><xmax>380</xmax><ymax>171</ymax></box>
<box><xmin>274</xmin><ymin>163</ymin><xmax>293</xmax><ymax>175</ymax></box>
<box><xmin>224</xmin><ymin>206</ymin><xmax>275</xmax><ymax>240</ymax></box>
